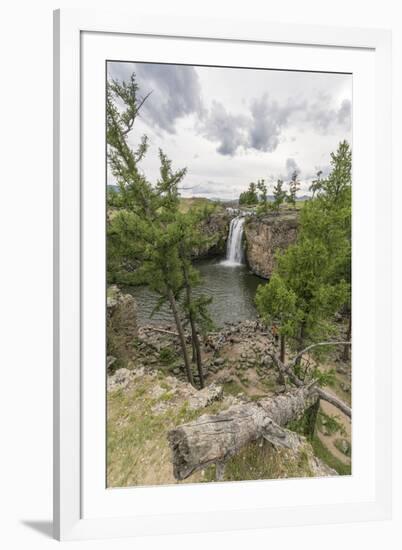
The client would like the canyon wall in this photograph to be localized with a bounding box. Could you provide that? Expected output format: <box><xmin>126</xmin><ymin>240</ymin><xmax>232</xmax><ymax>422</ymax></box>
<box><xmin>192</xmin><ymin>210</ymin><xmax>230</xmax><ymax>258</ymax></box>
<box><xmin>244</xmin><ymin>211</ymin><xmax>298</xmax><ymax>278</ymax></box>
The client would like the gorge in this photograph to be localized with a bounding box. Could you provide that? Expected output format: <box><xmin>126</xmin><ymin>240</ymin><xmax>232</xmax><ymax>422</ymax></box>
<box><xmin>125</xmin><ymin>207</ymin><xmax>298</xmax><ymax>328</ymax></box>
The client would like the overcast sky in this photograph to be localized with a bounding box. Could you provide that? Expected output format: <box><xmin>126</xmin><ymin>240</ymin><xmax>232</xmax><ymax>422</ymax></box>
<box><xmin>107</xmin><ymin>61</ymin><xmax>352</xmax><ymax>200</ymax></box>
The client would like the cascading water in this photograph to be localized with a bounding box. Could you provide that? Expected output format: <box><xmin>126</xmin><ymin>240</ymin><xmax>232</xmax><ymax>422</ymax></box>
<box><xmin>222</xmin><ymin>216</ymin><xmax>245</xmax><ymax>266</ymax></box>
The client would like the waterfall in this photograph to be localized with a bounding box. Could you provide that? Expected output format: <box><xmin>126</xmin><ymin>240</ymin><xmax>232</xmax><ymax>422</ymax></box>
<box><xmin>222</xmin><ymin>216</ymin><xmax>245</xmax><ymax>266</ymax></box>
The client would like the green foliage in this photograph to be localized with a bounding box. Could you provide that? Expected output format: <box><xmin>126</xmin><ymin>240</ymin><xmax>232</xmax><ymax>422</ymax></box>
<box><xmin>158</xmin><ymin>347</ymin><xmax>176</xmax><ymax>365</ymax></box>
<box><xmin>272</xmin><ymin>179</ymin><xmax>287</xmax><ymax>212</ymax></box>
<box><xmin>309</xmin><ymin>170</ymin><xmax>323</xmax><ymax>198</ymax></box>
<box><xmin>287</xmin><ymin>411</ymin><xmax>351</xmax><ymax>475</ymax></box>
<box><xmin>317</xmin><ymin>411</ymin><xmax>346</xmax><ymax>436</ymax></box>
<box><xmin>255</xmin><ymin>141</ymin><xmax>352</xmax><ymax>372</ymax></box>
<box><xmin>203</xmin><ymin>440</ymin><xmax>314</xmax><ymax>483</ymax></box>
<box><xmin>256</xmin><ymin>179</ymin><xmax>268</xmax><ymax>214</ymax></box>
<box><xmin>239</xmin><ymin>181</ymin><xmax>259</xmax><ymax>205</ymax></box>
<box><xmin>311</xmin><ymin>435</ymin><xmax>351</xmax><ymax>475</ymax></box>
<box><xmin>310</xmin><ymin>367</ymin><xmax>336</xmax><ymax>387</ymax></box>
<box><xmin>255</xmin><ymin>273</ymin><xmax>298</xmax><ymax>338</ymax></box>
<box><xmin>106</xmin><ymin>72</ymin><xmax>212</xmax><ymax>386</ymax></box>
<box><xmin>286</xmin><ymin>170</ymin><xmax>300</xmax><ymax>209</ymax></box>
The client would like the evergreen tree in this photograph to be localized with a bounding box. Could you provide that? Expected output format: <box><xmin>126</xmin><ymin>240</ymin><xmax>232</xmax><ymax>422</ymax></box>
<box><xmin>256</xmin><ymin>141</ymin><xmax>352</xmax><ymax>378</ymax></box>
<box><xmin>239</xmin><ymin>182</ymin><xmax>259</xmax><ymax>206</ymax></box>
<box><xmin>256</xmin><ymin>179</ymin><xmax>268</xmax><ymax>213</ymax></box>
<box><xmin>106</xmin><ymin>74</ymin><xmax>211</xmax><ymax>387</ymax></box>
<box><xmin>272</xmin><ymin>179</ymin><xmax>287</xmax><ymax>213</ymax></box>
<box><xmin>286</xmin><ymin>170</ymin><xmax>300</xmax><ymax>209</ymax></box>
<box><xmin>309</xmin><ymin>170</ymin><xmax>323</xmax><ymax>199</ymax></box>
<box><xmin>174</xmin><ymin>208</ymin><xmax>214</xmax><ymax>388</ymax></box>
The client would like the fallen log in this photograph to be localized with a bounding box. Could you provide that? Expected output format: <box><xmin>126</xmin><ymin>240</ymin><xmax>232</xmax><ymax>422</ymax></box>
<box><xmin>168</xmin><ymin>385</ymin><xmax>319</xmax><ymax>480</ymax></box>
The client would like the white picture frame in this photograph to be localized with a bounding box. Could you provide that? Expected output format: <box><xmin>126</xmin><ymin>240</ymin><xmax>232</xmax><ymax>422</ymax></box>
<box><xmin>53</xmin><ymin>8</ymin><xmax>392</xmax><ymax>541</ymax></box>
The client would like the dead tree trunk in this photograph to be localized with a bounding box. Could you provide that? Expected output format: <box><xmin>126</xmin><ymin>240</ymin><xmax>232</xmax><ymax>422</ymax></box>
<box><xmin>342</xmin><ymin>313</ymin><xmax>352</xmax><ymax>362</ymax></box>
<box><xmin>168</xmin><ymin>385</ymin><xmax>319</xmax><ymax>480</ymax></box>
<box><xmin>268</xmin><ymin>342</ymin><xmax>352</xmax><ymax>419</ymax></box>
<box><xmin>278</xmin><ymin>334</ymin><xmax>286</xmax><ymax>385</ymax></box>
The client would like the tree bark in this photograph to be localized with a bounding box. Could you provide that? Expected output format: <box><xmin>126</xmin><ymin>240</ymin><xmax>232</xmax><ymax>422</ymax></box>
<box><xmin>277</xmin><ymin>334</ymin><xmax>286</xmax><ymax>385</ymax></box>
<box><xmin>290</xmin><ymin>340</ymin><xmax>352</xmax><ymax>369</ymax></box>
<box><xmin>342</xmin><ymin>313</ymin><xmax>352</xmax><ymax>362</ymax></box>
<box><xmin>167</xmin><ymin>289</ymin><xmax>194</xmax><ymax>387</ymax></box>
<box><xmin>183</xmin><ymin>266</ymin><xmax>205</xmax><ymax>389</ymax></box>
<box><xmin>304</xmin><ymin>399</ymin><xmax>320</xmax><ymax>439</ymax></box>
<box><xmin>191</xmin><ymin>322</ymin><xmax>204</xmax><ymax>388</ymax></box>
<box><xmin>168</xmin><ymin>385</ymin><xmax>319</xmax><ymax>480</ymax></box>
<box><xmin>267</xmin><ymin>348</ymin><xmax>352</xmax><ymax>419</ymax></box>
<box><xmin>316</xmin><ymin>388</ymin><xmax>351</xmax><ymax>418</ymax></box>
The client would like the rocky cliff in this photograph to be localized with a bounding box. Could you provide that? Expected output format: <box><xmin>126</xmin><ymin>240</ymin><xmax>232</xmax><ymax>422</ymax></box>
<box><xmin>244</xmin><ymin>211</ymin><xmax>298</xmax><ymax>278</ymax></box>
<box><xmin>192</xmin><ymin>209</ymin><xmax>230</xmax><ymax>258</ymax></box>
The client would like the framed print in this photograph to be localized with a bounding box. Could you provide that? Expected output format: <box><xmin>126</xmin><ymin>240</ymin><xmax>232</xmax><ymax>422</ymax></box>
<box><xmin>53</xmin><ymin>9</ymin><xmax>392</xmax><ymax>541</ymax></box>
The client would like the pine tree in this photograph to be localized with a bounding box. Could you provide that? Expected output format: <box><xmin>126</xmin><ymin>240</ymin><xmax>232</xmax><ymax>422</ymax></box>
<box><xmin>106</xmin><ymin>73</ymin><xmax>211</xmax><ymax>387</ymax></box>
<box><xmin>239</xmin><ymin>182</ymin><xmax>259</xmax><ymax>206</ymax></box>
<box><xmin>257</xmin><ymin>179</ymin><xmax>268</xmax><ymax>213</ymax></box>
<box><xmin>286</xmin><ymin>170</ymin><xmax>300</xmax><ymax>209</ymax></box>
<box><xmin>256</xmin><ymin>141</ymin><xmax>352</xmax><ymax>378</ymax></box>
<box><xmin>272</xmin><ymin>179</ymin><xmax>287</xmax><ymax>213</ymax></box>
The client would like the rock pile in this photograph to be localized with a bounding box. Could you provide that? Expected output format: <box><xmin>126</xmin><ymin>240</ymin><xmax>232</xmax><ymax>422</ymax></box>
<box><xmin>107</xmin><ymin>285</ymin><xmax>138</xmax><ymax>370</ymax></box>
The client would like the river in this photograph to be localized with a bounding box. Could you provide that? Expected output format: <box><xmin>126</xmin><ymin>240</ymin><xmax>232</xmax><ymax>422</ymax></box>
<box><xmin>125</xmin><ymin>257</ymin><xmax>265</xmax><ymax>328</ymax></box>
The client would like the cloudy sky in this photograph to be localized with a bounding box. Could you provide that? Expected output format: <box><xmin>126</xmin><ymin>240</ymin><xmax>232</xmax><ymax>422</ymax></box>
<box><xmin>107</xmin><ymin>61</ymin><xmax>352</xmax><ymax>200</ymax></box>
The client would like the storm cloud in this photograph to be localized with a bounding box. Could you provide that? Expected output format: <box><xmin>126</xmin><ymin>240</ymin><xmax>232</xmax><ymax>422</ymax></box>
<box><xmin>305</xmin><ymin>94</ymin><xmax>352</xmax><ymax>134</ymax></box>
<box><xmin>107</xmin><ymin>61</ymin><xmax>352</xmax><ymax>199</ymax></box>
<box><xmin>285</xmin><ymin>157</ymin><xmax>300</xmax><ymax>178</ymax></box>
<box><xmin>248</xmin><ymin>95</ymin><xmax>304</xmax><ymax>153</ymax></box>
<box><xmin>201</xmin><ymin>101</ymin><xmax>249</xmax><ymax>156</ymax></box>
<box><xmin>200</xmin><ymin>94</ymin><xmax>306</xmax><ymax>156</ymax></box>
<box><xmin>108</xmin><ymin>62</ymin><xmax>204</xmax><ymax>134</ymax></box>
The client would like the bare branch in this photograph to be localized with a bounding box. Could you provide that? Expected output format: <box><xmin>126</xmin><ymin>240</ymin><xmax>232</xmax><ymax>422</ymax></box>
<box><xmin>316</xmin><ymin>388</ymin><xmax>351</xmax><ymax>418</ymax></box>
<box><xmin>121</xmin><ymin>91</ymin><xmax>153</xmax><ymax>136</ymax></box>
<box><xmin>143</xmin><ymin>326</ymin><xmax>179</xmax><ymax>337</ymax></box>
<box><xmin>289</xmin><ymin>341</ymin><xmax>351</xmax><ymax>369</ymax></box>
<box><xmin>267</xmin><ymin>346</ymin><xmax>352</xmax><ymax>419</ymax></box>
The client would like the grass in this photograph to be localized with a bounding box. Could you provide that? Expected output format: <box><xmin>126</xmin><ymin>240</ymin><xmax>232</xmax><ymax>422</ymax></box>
<box><xmin>222</xmin><ymin>380</ymin><xmax>244</xmax><ymax>396</ymax></box>
<box><xmin>108</xmin><ymin>367</ymin><xmax>350</xmax><ymax>486</ymax></box>
<box><xmin>287</xmin><ymin>409</ymin><xmax>351</xmax><ymax>476</ymax></box>
<box><xmin>158</xmin><ymin>347</ymin><xmax>177</xmax><ymax>365</ymax></box>
<box><xmin>107</xmin><ymin>375</ymin><xmax>232</xmax><ymax>487</ymax></box>
<box><xmin>178</xmin><ymin>197</ymin><xmax>214</xmax><ymax>213</ymax></box>
<box><xmin>202</xmin><ymin>440</ymin><xmax>314</xmax><ymax>483</ymax></box>
<box><xmin>311</xmin><ymin>435</ymin><xmax>351</xmax><ymax>476</ymax></box>
<box><xmin>317</xmin><ymin>411</ymin><xmax>346</xmax><ymax>436</ymax></box>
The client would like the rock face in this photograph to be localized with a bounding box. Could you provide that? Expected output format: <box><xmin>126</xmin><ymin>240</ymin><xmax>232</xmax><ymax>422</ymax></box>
<box><xmin>107</xmin><ymin>285</ymin><xmax>138</xmax><ymax>369</ymax></box>
<box><xmin>244</xmin><ymin>211</ymin><xmax>298</xmax><ymax>278</ymax></box>
<box><xmin>192</xmin><ymin>210</ymin><xmax>230</xmax><ymax>258</ymax></box>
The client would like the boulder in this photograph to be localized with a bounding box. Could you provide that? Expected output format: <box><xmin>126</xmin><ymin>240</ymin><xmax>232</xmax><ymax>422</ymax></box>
<box><xmin>107</xmin><ymin>367</ymin><xmax>132</xmax><ymax>391</ymax></box>
<box><xmin>188</xmin><ymin>383</ymin><xmax>224</xmax><ymax>410</ymax></box>
<box><xmin>107</xmin><ymin>285</ymin><xmax>138</xmax><ymax>368</ymax></box>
